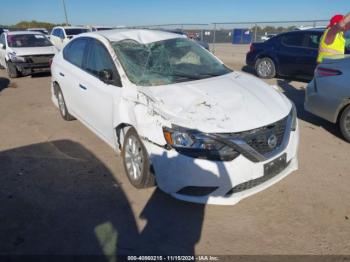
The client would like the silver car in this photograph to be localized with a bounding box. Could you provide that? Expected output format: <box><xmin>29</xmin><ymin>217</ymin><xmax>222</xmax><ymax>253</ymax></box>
<box><xmin>305</xmin><ymin>55</ymin><xmax>350</xmax><ymax>142</ymax></box>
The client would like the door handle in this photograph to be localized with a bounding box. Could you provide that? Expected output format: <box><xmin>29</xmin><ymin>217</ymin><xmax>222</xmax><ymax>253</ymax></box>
<box><xmin>79</xmin><ymin>84</ymin><xmax>87</xmax><ymax>90</ymax></box>
<box><xmin>59</xmin><ymin>72</ymin><xmax>65</xmax><ymax>77</ymax></box>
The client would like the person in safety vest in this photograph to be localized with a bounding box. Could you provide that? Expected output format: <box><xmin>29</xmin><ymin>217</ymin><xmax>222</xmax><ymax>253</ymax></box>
<box><xmin>317</xmin><ymin>14</ymin><xmax>350</xmax><ymax>63</ymax></box>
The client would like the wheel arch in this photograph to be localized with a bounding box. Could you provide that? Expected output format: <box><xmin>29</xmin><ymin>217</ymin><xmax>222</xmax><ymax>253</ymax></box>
<box><xmin>336</xmin><ymin>98</ymin><xmax>350</xmax><ymax>123</ymax></box>
<box><xmin>115</xmin><ymin>123</ymin><xmax>133</xmax><ymax>151</ymax></box>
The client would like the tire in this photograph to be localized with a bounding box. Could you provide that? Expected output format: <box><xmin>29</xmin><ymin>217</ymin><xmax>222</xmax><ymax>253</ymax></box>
<box><xmin>339</xmin><ymin>105</ymin><xmax>350</xmax><ymax>142</ymax></box>
<box><xmin>122</xmin><ymin>128</ymin><xmax>156</xmax><ymax>188</ymax></box>
<box><xmin>6</xmin><ymin>61</ymin><xmax>20</xmax><ymax>78</ymax></box>
<box><xmin>255</xmin><ymin>57</ymin><xmax>276</xmax><ymax>79</ymax></box>
<box><xmin>56</xmin><ymin>86</ymin><xmax>75</xmax><ymax>121</ymax></box>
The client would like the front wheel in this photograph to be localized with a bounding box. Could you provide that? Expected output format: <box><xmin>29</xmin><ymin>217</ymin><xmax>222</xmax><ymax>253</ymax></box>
<box><xmin>6</xmin><ymin>61</ymin><xmax>20</xmax><ymax>78</ymax></box>
<box><xmin>339</xmin><ymin>105</ymin><xmax>350</xmax><ymax>142</ymax></box>
<box><xmin>255</xmin><ymin>57</ymin><xmax>276</xmax><ymax>79</ymax></box>
<box><xmin>122</xmin><ymin>128</ymin><xmax>156</xmax><ymax>188</ymax></box>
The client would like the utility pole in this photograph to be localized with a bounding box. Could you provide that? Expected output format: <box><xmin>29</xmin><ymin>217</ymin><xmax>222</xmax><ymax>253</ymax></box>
<box><xmin>62</xmin><ymin>0</ymin><xmax>69</xmax><ymax>26</ymax></box>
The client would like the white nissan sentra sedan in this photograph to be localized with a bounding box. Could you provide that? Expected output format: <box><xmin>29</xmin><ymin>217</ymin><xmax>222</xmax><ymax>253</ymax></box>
<box><xmin>51</xmin><ymin>29</ymin><xmax>299</xmax><ymax>205</ymax></box>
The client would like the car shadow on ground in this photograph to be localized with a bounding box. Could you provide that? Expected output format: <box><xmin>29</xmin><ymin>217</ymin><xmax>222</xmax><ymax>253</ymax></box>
<box><xmin>137</xmin><ymin>152</ymin><xmax>232</xmax><ymax>255</ymax></box>
<box><xmin>0</xmin><ymin>77</ymin><xmax>10</xmax><ymax>92</ymax></box>
<box><xmin>0</xmin><ymin>140</ymin><xmax>234</xmax><ymax>257</ymax></box>
<box><xmin>241</xmin><ymin>65</ymin><xmax>312</xmax><ymax>83</ymax></box>
<box><xmin>241</xmin><ymin>65</ymin><xmax>256</xmax><ymax>76</ymax></box>
<box><xmin>31</xmin><ymin>72</ymin><xmax>51</xmax><ymax>78</ymax></box>
<box><xmin>276</xmin><ymin>79</ymin><xmax>343</xmax><ymax>139</ymax></box>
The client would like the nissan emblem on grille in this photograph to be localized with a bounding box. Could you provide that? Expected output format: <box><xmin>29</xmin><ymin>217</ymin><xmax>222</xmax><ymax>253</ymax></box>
<box><xmin>267</xmin><ymin>134</ymin><xmax>278</xmax><ymax>149</ymax></box>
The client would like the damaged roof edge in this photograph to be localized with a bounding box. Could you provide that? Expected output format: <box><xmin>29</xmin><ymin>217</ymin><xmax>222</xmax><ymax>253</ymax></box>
<box><xmin>94</xmin><ymin>29</ymin><xmax>186</xmax><ymax>45</ymax></box>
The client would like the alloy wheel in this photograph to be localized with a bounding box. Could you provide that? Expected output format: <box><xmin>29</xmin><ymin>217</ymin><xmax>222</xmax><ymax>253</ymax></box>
<box><xmin>124</xmin><ymin>135</ymin><xmax>144</xmax><ymax>181</ymax></box>
<box><xmin>258</xmin><ymin>60</ymin><xmax>273</xmax><ymax>78</ymax></box>
<box><xmin>58</xmin><ymin>91</ymin><xmax>66</xmax><ymax>117</ymax></box>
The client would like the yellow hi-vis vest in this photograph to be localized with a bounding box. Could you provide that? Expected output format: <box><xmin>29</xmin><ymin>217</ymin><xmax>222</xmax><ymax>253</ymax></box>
<box><xmin>317</xmin><ymin>28</ymin><xmax>345</xmax><ymax>63</ymax></box>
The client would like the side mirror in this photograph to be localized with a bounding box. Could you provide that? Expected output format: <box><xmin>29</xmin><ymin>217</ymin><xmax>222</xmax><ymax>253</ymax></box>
<box><xmin>0</xmin><ymin>43</ymin><xmax>5</xmax><ymax>49</ymax></box>
<box><xmin>98</xmin><ymin>69</ymin><xmax>122</xmax><ymax>87</ymax></box>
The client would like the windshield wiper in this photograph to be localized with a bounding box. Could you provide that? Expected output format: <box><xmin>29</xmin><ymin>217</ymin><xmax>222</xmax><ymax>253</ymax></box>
<box><xmin>168</xmin><ymin>73</ymin><xmax>204</xmax><ymax>80</ymax></box>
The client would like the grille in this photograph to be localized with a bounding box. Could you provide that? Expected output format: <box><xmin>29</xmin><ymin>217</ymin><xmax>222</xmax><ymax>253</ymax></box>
<box><xmin>24</xmin><ymin>54</ymin><xmax>54</xmax><ymax>64</ymax></box>
<box><xmin>226</xmin><ymin>160</ymin><xmax>291</xmax><ymax>196</ymax></box>
<box><xmin>238</xmin><ymin>116</ymin><xmax>288</xmax><ymax>156</ymax></box>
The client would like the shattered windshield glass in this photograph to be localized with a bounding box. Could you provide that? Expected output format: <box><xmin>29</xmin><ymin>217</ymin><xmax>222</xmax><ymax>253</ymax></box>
<box><xmin>112</xmin><ymin>38</ymin><xmax>232</xmax><ymax>86</ymax></box>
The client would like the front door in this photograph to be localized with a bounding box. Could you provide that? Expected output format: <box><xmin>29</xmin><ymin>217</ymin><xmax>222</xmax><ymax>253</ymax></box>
<box><xmin>76</xmin><ymin>39</ymin><xmax>123</xmax><ymax>146</ymax></box>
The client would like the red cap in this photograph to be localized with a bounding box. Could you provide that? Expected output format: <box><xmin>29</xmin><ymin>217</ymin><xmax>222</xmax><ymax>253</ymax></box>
<box><xmin>328</xmin><ymin>14</ymin><xmax>344</xmax><ymax>28</ymax></box>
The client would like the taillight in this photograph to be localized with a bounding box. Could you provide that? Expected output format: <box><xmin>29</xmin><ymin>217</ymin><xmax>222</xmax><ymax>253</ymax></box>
<box><xmin>315</xmin><ymin>67</ymin><xmax>342</xmax><ymax>77</ymax></box>
<box><xmin>249</xmin><ymin>44</ymin><xmax>255</xmax><ymax>52</ymax></box>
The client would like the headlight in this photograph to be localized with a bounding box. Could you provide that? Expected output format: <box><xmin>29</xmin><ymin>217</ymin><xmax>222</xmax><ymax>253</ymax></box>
<box><xmin>290</xmin><ymin>102</ymin><xmax>297</xmax><ymax>131</ymax></box>
<box><xmin>163</xmin><ymin>126</ymin><xmax>240</xmax><ymax>161</ymax></box>
<box><xmin>8</xmin><ymin>52</ymin><xmax>26</xmax><ymax>63</ymax></box>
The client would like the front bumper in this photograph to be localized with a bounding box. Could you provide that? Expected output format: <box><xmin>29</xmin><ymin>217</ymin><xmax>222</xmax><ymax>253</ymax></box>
<box><xmin>144</xmin><ymin>123</ymin><xmax>299</xmax><ymax>205</ymax></box>
<box><xmin>14</xmin><ymin>62</ymin><xmax>51</xmax><ymax>75</ymax></box>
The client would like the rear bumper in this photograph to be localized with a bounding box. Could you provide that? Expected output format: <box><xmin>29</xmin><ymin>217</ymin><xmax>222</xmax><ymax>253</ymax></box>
<box><xmin>304</xmin><ymin>80</ymin><xmax>339</xmax><ymax>123</ymax></box>
<box><xmin>246</xmin><ymin>52</ymin><xmax>256</xmax><ymax>67</ymax></box>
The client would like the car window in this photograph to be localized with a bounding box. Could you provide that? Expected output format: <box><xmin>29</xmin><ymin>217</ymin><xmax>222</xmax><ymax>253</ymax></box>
<box><xmin>65</xmin><ymin>28</ymin><xmax>88</xmax><ymax>36</ymax></box>
<box><xmin>63</xmin><ymin>38</ymin><xmax>89</xmax><ymax>68</ymax></box>
<box><xmin>0</xmin><ymin>34</ymin><xmax>5</xmax><ymax>46</ymax></box>
<box><xmin>305</xmin><ymin>33</ymin><xmax>322</xmax><ymax>49</ymax></box>
<box><xmin>7</xmin><ymin>34</ymin><xmax>52</xmax><ymax>48</ymax></box>
<box><xmin>85</xmin><ymin>40</ymin><xmax>115</xmax><ymax>77</ymax></box>
<box><xmin>52</xmin><ymin>29</ymin><xmax>58</xmax><ymax>36</ymax></box>
<box><xmin>58</xmin><ymin>29</ymin><xmax>65</xmax><ymax>39</ymax></box>
<box><xmin>281</xmin><ymin>33</ymin><xmax>305</xmax><ymax>47</ymax></box>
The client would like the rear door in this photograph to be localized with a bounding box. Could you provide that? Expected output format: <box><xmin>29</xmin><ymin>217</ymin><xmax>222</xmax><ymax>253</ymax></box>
<box><xmin>302</xmin><ymin>31</ymin><xmax>322</xmax><ymax>76</ymax></box>
<box><xmin>275</xmin><ymin>32</ymin><xmax>306</xmax><ymax>76</ymax></box>
<box><xmin>58</xmin><ymin>37</ymin><xmax>90</xmax><ymax>117</ymax></box>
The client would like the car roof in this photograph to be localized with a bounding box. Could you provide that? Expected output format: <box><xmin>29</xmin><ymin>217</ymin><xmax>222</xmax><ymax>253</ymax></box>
<box><xmin>6</xmin><ymin>31</ymin><xmax>44</xmax><ymax>36</ymax></box>
<box><xmin>27</xmin><ymin>28</ymin><xmax>47</xmax><ymax>30</ymax></box>
<box><xmin>53</xmin><ymin>26</ymin><xmax>87</xmax><ymax>29</ymax></box>
<box><xmin>275</xmin><ymin>29</ymin><xmax>325</xmax><ymax>37</ymax></box>
<box><xmin>90</xmin><ymin>29</ymin><xmax>186</xmax><ymax>44</ymax></box>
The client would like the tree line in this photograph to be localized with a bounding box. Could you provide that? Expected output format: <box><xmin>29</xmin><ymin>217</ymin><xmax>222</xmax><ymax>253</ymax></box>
<box><xmin>1</xmin><ymin>20</ymin><xmax>69</xmax><ymax>30</ymax></box>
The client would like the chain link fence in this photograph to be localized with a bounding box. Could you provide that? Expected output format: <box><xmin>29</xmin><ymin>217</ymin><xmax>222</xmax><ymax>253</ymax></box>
<box><xmin>128</xmin><ymin>20</ymin><xmax>329</xmax><ymax>53</ymax></box>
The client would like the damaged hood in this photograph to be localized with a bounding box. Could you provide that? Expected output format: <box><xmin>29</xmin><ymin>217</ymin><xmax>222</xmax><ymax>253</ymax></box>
<box><xmin>8</xmin><ymin>46</ymin><xmax>57</xmax><ymax>56</ymax></box>
<box><xmin>139</xmin><ymin>72</ymin><xmax>292</xmax><ymax>133</ymax></box>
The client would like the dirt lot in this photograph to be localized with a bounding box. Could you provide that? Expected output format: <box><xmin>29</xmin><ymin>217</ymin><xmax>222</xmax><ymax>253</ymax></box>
<box><xmin>0</xmin><ymin>44</ymin><xmax>350</xmax><ymax>256</ymax></box>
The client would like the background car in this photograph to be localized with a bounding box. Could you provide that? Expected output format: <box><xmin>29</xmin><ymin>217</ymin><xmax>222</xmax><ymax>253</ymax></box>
<box><xmin>50</xmin><ymin>26</ymin><xmax>88</xmax><ymax>50</ymax></box>
<box><xmin>247</xmin><ymin>29</ymin><xmax>326</xmax><ymax>79</ymax></box>
<box><xmin>305</xmin><ymin>55</ymin><xmax>350</xmax><ymax>142</ymax></box>
<box><xmin>0</xmin><ymin>31</ymin><xmax>57</xmax><ymax>78</ymax></box>
<box><xmin>247</xmin><ymin>29</ymin><xmax>350</xmax><ymax>79</ymax></box>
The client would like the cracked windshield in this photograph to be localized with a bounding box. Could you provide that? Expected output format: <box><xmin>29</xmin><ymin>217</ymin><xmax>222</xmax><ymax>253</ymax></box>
<box><xmin>112</xmin><ymin>38</ymin><xmax>232</xmax><ymax>86</ymax></box>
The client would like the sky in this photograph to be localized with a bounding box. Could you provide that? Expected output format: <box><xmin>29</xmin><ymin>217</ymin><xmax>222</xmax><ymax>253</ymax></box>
<box><xmin>0</xmin><ymin>0</ymin><xmax>349</xmax><ymax>27</ymax></box>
